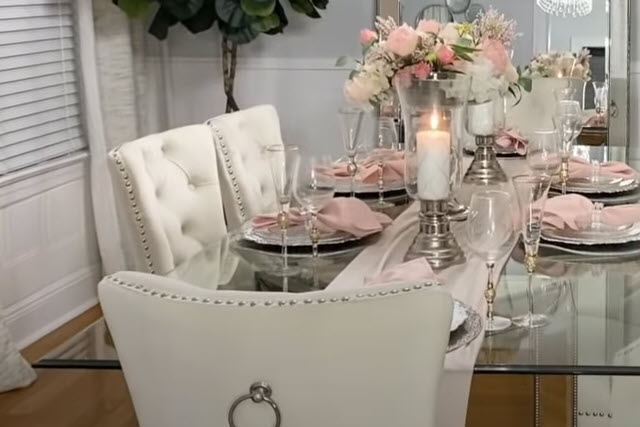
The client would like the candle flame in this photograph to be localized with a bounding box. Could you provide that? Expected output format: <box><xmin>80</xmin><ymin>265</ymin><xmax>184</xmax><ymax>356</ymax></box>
<box><xmin>430</xmin><ymin>112</ymin><xmax>439</xmax><ymax>130</ymax></box>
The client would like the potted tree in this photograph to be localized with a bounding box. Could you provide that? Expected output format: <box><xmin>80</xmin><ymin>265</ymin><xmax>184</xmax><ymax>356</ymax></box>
<box><xmin>114</xmin><ymin>0</ymin><xmax>329</xmax><ymax>112</ymax></box>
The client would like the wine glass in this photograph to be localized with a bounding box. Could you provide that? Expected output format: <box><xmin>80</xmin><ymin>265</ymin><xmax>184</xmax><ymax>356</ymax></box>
<box><xmin>592</xmin><ymin>81</ymin><xmax>608</xmax><ymax>126</ymax></box>
<box><xmin>512</xmin><ymin>174</ymin><xmax>552</xmax><ymax>329</ymax></box>
<box><xmin>466</xmin><ymin>190</ymin><xmax>514</xmax><ymax>332</ymax></box>
<box><xmin>526</xmin><ymin>130</ymin><xmax>562</xmax><ymax>177</ymax></box>
<box><xmin>293</xmin><ymin>154</ymin><xmax>336</xmax><ymax>258</ymax></box>
<box><xmin>266</xmin><ymin>145</ymin><xmax>300</xmax><ymax>276</ymax></box>
<box><xmin>338</xmin><ymin>107</ymin><xmax>373</xmax><ymax>197</ymax></box>
<box><xmin>368</xmin><ymin>117</ymin><xmax>399</xmax><ymax>210</ymax></box>
<box><xmin>553</xmin><ymin>100</ymin><xmax>583</xmax><ymax>195</ymax></box>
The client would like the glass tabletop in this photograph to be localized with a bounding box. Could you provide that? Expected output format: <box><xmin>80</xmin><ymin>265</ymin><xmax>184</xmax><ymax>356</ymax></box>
<box><xmin>34</xmin><ymin>146</ymin><xmax>640</xmax><ymax>374</ymax></box>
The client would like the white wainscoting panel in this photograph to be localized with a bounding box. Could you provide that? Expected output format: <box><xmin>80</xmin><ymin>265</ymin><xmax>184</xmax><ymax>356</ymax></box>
<box><xmin>0</xmin><ymin>153</ymin><xmax>101</xmax><ymax>348</ymax></box>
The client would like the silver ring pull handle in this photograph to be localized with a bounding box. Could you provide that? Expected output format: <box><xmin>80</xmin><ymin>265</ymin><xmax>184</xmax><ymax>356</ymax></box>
<box><xmin>228</xmin><ymin>382</ymin><xmax>281</xmax><ymax>427</ymax></box>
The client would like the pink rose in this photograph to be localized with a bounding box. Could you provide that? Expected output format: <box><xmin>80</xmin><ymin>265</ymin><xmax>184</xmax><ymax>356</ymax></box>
<box><xmin>386</xmin><ymin>24</ymin><xmax>419</xmax><ymax>57</ymax></box>
<box><xmin>481</xmin><ymin>40</ymin><xmax>509</xmax><ymax>75</ymax></box>
<box><xmin>411</xmin><ymin>63</ymin><xmax>432</xmax><ymax>80</ymax></box>
<box><xmin>417</xmin><ymin>19</ymin><xmax>440</xmax><ymax>34</ymax></box>
<box><xmin>359</xmin><ymin>29</ymin><xmax>377</xmax><ymax>46</ymax></box>
<box><xmin>436</xmin><ymin>45</ymin><xmax>455</xmax><ymax>65</ymax></box>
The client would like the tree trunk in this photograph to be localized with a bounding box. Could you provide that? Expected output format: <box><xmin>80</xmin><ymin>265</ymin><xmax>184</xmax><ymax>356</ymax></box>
<box><xmin>221</xmin><ymin>36</ymin><xmax>239</xmax><ymax>113</ymax></box>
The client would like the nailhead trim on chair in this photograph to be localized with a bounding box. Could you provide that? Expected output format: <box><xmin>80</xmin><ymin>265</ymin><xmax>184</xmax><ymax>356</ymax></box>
<box><xmin>105</xmin><ymin>275</ymin><xmax>436</xmax><ymax>306</ymax></box>
<box><xmin>578</xmin><ymin>411</ymin><xmax>612</xmax><ymax>418</ymax></box>
<box><xmin>111</xmin><ymin>148</ymin><xmax>156</xmax><ymax>274</ymax></box>
<box><xmin>206</xmin><ymin>121</ymin><xmax>246</xmax><ymax>222</ymax></box>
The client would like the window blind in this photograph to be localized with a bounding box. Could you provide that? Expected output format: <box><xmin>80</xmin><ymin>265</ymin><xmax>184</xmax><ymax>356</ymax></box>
<box><xmin>0</xmin><ymin>0</ymin><xmax>85</xmax><ymax>175</ymax></box>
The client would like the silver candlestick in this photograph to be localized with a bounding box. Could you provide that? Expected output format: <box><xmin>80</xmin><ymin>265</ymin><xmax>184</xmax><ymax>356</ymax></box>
<box><xmin>463</xmin><ymin>135</ymin><xmax>508</xmax><ymax>185</ymax></box>
<box><xmin>405</xmin><ymin>200</ymin><xmax>465</xmax><ymax>269</ymax></box>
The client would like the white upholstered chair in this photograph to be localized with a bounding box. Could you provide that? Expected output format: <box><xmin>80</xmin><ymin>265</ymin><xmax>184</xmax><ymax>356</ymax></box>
<box><xmin>206</xmin><ymin>105</ymin><xmax>283</xmax><ymax>230</ymax></box>
<box><xmin>108</xmin><ymin>125</ymin><xmax>226</xmax><ymax>275</ymax></box>
<box><xmin>99</xmin><ymin>271</ymin><xmax>453</xmax><ymax>427</ymax></box>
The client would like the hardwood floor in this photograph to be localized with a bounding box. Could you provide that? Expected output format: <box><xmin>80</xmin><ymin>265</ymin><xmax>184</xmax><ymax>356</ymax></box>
<box><xmin>0</xmin><ymin>305</ymin><xmax>572</xmax><ymax>427</ymax></box>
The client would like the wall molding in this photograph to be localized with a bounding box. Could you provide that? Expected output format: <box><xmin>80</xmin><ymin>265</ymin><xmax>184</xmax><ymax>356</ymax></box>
<box><xmin>3</xmin><ymin>264</ymin><xmax>101</xmax><ymax>349</ymax></box>
<box><xmin>150</xmin><ymin>56</ymin><xmax>350</xmax><ymax>71</ymax></box>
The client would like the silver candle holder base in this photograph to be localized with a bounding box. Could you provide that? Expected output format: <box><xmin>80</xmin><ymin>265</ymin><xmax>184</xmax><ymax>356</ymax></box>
<box><xmin>463</xmin><ymin>136</ymin><xmax>508</xmax><ymax>185</ymax></box>
<box><xmin>405</xmin><ymin>200</ymin><xmax>465</xmax><ymax>269</ymax></box>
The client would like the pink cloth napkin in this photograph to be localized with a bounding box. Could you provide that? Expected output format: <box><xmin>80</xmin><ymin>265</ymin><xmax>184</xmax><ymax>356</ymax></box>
<box><xmin>495</xmin><ymin>128</ymin><xmax>528</xmax><ymax>155</ymax></box>
<box><xmin>569</xmin><ymin>157</ymin><xmax>637</xmax><ymax>180</ymax></box>
<box><xmin>364</xmin><ymin>257</ymin><xmax>438</xmax><ymax>286</ymax></box>
<box><xmin>252</xmin><ymin>197</ymin><xmax>392</xmax><ymax>238</ymax></box>
<box><xmin>334</xmin><ymin>152</ymin><xmax>404</xmax><ymax>184</ymax></box>
<box><xmin>543</xmin><ymin>194</ymin><xmax>640</xmax><ymax>230</ymax></box>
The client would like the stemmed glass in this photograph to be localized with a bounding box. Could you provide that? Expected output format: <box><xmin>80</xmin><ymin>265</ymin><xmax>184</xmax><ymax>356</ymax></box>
<box><xmin>368</xmin><ymin>117</ymin><xmax>399</xmax><ymax>210</ymax></box>
<box><xmin>554</xmin><ymin>100</ymin><xmax>583</xmax><ymax>195</ymax></box>
<box><xmin>339</xmin><ymin>107</ymin><xmax>372</xmax><ymax>197</ymax></box>
<box><xmin>512</xmin><ymin>174</ymin><xmax>552</xmax><ymax>329</ymax></box>
<box><xmin>553</xmin><ymin>87</ymin><xmax>580</xmax><ymax>104</ymax></box>
<box><xmin>266</xmin><ymin>144</ymin><xmax>300</xmax><ymax>276</ymax></box>
<box><xmin>526</xmin><ymin>130</ymin><xmax>562</xmax><ymax>177</ymax></box>
<box><xmin>293</xmin><ymin>154</ymin><xmax>336</xmax><ymax>258</ymax></box>
<box><xmin>466</xmin><ymin>191</ymin><xmax>514</xmax><ymax>332</ymax></box>
<box><xmin>592</xmin><ymin>81</ymin><xmax>608</xmax><ymax>126</ymax></box>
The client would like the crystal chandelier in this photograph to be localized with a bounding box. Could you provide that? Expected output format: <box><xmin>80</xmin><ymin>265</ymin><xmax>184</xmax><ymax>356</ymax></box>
<box><xmin>536</xmin><ymin>0</ymin><xmax>593</xmax><ymax>17</ymax></box>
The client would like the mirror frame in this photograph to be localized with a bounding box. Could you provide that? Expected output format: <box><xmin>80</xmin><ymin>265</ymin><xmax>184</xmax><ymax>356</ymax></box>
<box><xmin>378</xmin><ymin>0</ymin><xmax>632</xmax><ymax>161</ymax></box>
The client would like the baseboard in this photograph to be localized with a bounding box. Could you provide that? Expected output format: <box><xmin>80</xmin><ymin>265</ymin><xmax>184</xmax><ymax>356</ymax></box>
<box><xmin>3</xmin><ymin>264</ymin><xmax>102</xmax><ymax>349</ymax></box>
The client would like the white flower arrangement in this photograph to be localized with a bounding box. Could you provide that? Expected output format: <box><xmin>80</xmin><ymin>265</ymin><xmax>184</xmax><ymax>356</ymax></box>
<box><xmin>523</xmin><ymin>49</ymin><xmax>592</xmax><ymax>80</ymax></box>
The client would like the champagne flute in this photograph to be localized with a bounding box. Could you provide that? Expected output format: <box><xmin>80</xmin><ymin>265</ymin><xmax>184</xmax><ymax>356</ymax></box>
<box><xmin>554</xmin><ymin>101</ymin><xmax>583</xmax><ymax>195</ymax></box>
<box><xmin>293</xmin><ymin>154</ymin><xmax>336</xmax><ymax>258</ymax></box>
<box><xmin>339</xmin><ymin>107</ymin><xmax>372</xmax><ymax>197</ymax></box>
<box><xmin>266</xmin><ymin>144</ymin><xmax>300</xmax><ymax>276</ymax></box>
<box><xmin>466</xmin><ymin>191</ymin><xmax>514</xmax><ymax>332</ymax></box>
<box><xmin>526</xmin><ymin>130</ymin><xmax>562</xmax><ymax>176</ymax></box>
<box><xmin>592</xmin><ymin>81</ymin><xmax>608</xmax><ymax>126</ymax></box>
<box><xmin>369</xmin><ymin>117</ymin><xmax>399</xmax><ymax>210</ymax></box>
<box><xmin>512</xmin><ymin>174</ymin><xmax>552</xmax><ymax>329</ymax></box>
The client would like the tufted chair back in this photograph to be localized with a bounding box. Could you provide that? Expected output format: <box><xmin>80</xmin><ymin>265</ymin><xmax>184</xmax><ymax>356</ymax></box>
<box><xmin>99</xmin><ymin>271</ymin><xmax>453</xmax><ymax>427</ymax></box>
<box><xmin>108</xmin><ymin>125</ymin><xmax>226</xmax><ymax>275</ymax></box>
<box><xmin>206</xmin><ymin>105</ymin><xmax>282</xmax><ymax>230</ymax></box>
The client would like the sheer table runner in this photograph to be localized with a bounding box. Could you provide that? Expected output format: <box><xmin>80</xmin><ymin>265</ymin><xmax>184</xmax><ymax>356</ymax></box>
<box><xmin>327</xmin><ymin>157</ymin><xmax>528</xmax><ymax>427</ymax></box>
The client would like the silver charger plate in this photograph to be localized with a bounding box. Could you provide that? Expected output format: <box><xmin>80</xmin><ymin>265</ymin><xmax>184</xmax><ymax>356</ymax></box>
<box><xmin>243</xmin><ymin>224</ymin><xmax>366</xmax><ymax>248</ymax></box>
<box><xmin>463</xmin><ymin>145</ymin><xmax>522</xmax><ymax>157</ymax></box>
<box><xmin>541</xmin><ymin>222</ymin><xmax>640</xmax><ymax>246</ymax></box>
<box><xmin>448</xmin><ymin>301</ymin><xmax>482</xmax><ymax>353</ymax></box>
<box><xmin>539</xmin><ymin>241</ymin><xmax>640</xmax><ymax>259</ymax></box>
<box><xmin>550</xmin><ymin>176</ymin><xmax>639</xmax><ymax>194</ymax></box>
<box><xmin>450</xmin><ymin>299</ymin><xmax>469</xmax><ymax>331</ymax></box>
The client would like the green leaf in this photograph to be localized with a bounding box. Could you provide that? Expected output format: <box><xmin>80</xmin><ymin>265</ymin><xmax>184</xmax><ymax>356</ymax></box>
<box><xmin>250</xmin><ymin>12</ymin><xmax>280</xmax><ymax>32</ymax></box>
<box><xmin>115</xmin><ymin>0</ymin><xmax>154</xmax><ymax>18</ymax></box>
<box><xmin>215</xmin><ymin>0</ymin><xmax>249</xmax><ymax>27</ymax></box>
<box><xmin>335</xmin><ymin>55</ymin><xmax>349</xmax><ymax>67</ymax></box>
<box><xmin>218</xmin><ymin>20</ymin><xmax>260</xmax><ymax>43</ymax></box>
<box><xmin>263</xmin><ymin>1</ymin><xmax>288</xmax><ymax>34</ymax></box>
<box><xmin>518</xmin><ymin>76</ymin><xmax>532</xmax><ymax>92</ymax></box>
<box><xmin>312</xmin><ymin>0</ymin><xmax>328</xmax><ymax>9</ymax></box>
<box><xmin>181</xmin><ymin>0</ymin><xmax>216</xmax><ymax>33</ymax></box>
<box><xmin>148</xmin><ymin>6</ymin><xmax>179</xmax><ymax>39</ymax></box>
<box><xmin>158</xmin><ymin>0</ymin><xmax>205</xmax><ymax>20</ymax></box>
<box><xmin>241</xmin><ymin>0</ymin><xmax>276</xmax><ymax>17</ymax></box>
<box><xmin>288</xmin><ymin>0</ymin><xmax>320</xmax><ymax>18</ymax></box>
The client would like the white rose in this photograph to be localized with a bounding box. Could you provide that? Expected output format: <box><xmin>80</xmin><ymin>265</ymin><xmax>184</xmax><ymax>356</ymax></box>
<box><xmin>438</xmin><ymin>23</ymin><xmax>460</xmax><ymax>45</ymax></box>
<box><xmin>505</xmin><ymin>64</ymin><xmax>519</xmax><ymax>83</ymax></box>
<box><xmin>344</xmin><ymin>76</ymin><xmax>374</xmax><ymax>105</ymax></box>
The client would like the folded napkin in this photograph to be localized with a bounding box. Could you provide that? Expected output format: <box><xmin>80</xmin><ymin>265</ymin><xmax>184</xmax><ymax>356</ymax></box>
<box><xmin>252</xmin><ymin>197</ymin><xmax>392</xmax><ymax>238</ymax></box>
<box><xmin>334</xmin><ymin>151</ymin><xmax>404</xmax><ymax>184</ymax></box>
<box><xmin>543</xmin><ymin>194</ymin><xmax>640</xmax><ymax>231</ymax></box>
<box><xmin>495</xmin><ymin>128</ymin><xmax>528</xmax><ymax>155</ymax></box>
<box><xmin>569</xmin><ymin>157</ymin><xmax>637</xmax><ymax>180</ymax></box>
<box><xmin>364</xmin><ymin>257</ymin><xmax>438</xmax><ymax>286</ymax></box>
<box><xmin>584</xmin><ymin>114</ymin><xmax>607</xmax><ymax>128</ymax></box>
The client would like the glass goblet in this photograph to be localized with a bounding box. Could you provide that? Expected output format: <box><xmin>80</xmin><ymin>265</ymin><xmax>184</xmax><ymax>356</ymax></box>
<box><xmin>338</xmin><ymin>107</ymin><xmax>372</xmax><ymax>198</ymax></box>
<box><xmin>553</xmin><ymin>87</ymin><xmax>579</xmax><ymax>103</ymax></box>
<box><xmin>554</xmin><ymin>100</ymin><xmax>583</xmax><ymax>195</ymax></box>
<box><xmin>512</xmin><ymin>174</ymin><xmax>552</xmax><ymax>329</ymax></box>
<box><xmin>467</xmin><ymin>190</ymin><xmax>514</xmax><ymax>332</ymax></box>
<box><xmin>526</xmin><ymin>130</ymin><xmax>562</xmax><ymax>177</ymax></box>
<box><xmin>368</xmin><ymin>117</ymin><xmax>399</xmax><ymax>210</ymax></box>
<box><xmin>293</xmin><ymin>154</ymin><xmax>336</xmax><ymax>258</ymax></box>
<box><xmin>266</xmin><ymin>144</ymin><xmax>300</xmax><ymax>276</ymax></box>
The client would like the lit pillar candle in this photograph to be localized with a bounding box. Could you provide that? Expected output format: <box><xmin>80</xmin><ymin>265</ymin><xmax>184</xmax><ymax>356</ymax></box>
<box><xmin>416</xmin><ymin>113</ymin><xmax>450</xmax><ymax>200</ymax></box>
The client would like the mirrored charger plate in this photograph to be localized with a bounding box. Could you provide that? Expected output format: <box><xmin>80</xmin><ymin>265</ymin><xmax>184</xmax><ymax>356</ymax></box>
<box><xmin>550</xmin><ymin>176</ymin><xmax>639</xmax><ymax>194</ymax></box>
<box><xmin>463</xmin><ymin>145</ymin><xmax>521</xmax><ymax>157</ymax></box>
<box><xmin>242</xmin><ymin>224</ymin><xmax>370</xmax><ymax>248</ymax></box>
<box><xmin>448</xmin><ymin>300</ymin><xmax>482</xmax><ymax>353</ymax></box>
<box><xmin>541</xmin><ymin>222</ymin><xmax>640</xmax><ymax>246</ymax></box>
<box><xmin>335</xmin><ymin>178</ymin><xmax>405</xmax><ymax>195</ymax></box>
<box><xmin>550</xmin><ymin>185</ymin><xmax>640</xmax><ymax>206</ymax></box>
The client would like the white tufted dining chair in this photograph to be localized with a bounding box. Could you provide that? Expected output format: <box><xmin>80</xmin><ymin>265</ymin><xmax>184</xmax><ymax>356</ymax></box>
<box><xmin>108</xmin><ymin>125</ymin><xmax>226</xmax><ymax>275</ymax></box>
<box><xmin>206</xmin><ymin>105</ymin><xmax>283</xmax><ymax>230</ymax></box>
<box><xmin>99</xmin><ymin>271</ymin><xmax>453</xmax><ymax>427</ymax></box>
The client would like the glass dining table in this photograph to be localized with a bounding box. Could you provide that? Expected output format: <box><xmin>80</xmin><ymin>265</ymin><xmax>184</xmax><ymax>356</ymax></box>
<box><xmin>34</xmin><ymin>147</ymin><xmax>640</xmax><ymax>379</ymax></box>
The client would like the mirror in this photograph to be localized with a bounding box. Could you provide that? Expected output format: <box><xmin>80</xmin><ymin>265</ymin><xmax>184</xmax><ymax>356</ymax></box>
<box><xmin>389</xmin><ymin>0</ymin><xmax>630</xmax><ymax>160</ymax></box>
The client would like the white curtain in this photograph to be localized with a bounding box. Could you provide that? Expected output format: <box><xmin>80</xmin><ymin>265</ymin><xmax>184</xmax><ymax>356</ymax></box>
<box><xmin>78</xmin><ymin>0</ymin><xmax>170</xmax><ymax>274</ymax></box>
